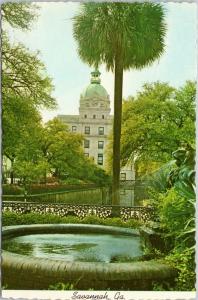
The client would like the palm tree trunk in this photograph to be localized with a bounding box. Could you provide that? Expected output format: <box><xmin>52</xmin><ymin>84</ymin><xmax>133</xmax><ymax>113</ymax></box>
<box><xmin>112</xmin><ymin>54</ymin><xmax>123</xmax><ymax>205</ymax></box>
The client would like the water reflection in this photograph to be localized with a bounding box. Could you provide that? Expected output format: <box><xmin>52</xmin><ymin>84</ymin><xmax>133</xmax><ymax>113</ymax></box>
<box><xmin>3</xmin><ymin>233</ymin><xmax>142</xmax><ymax>263</ymax></box>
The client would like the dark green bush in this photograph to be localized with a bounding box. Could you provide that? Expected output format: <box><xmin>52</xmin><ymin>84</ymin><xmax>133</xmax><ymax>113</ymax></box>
<box><xmin>2</xmin><ymin>184</ymin><xmax>23</xmax><ymax>195</ymax></box>
<box><xmin>2</xmin><ymin>183</ymin><xmax>100</xmax><ymax>195</ymax></box>
<box><xmin>2</xmin><ymin>211</ymin><xmax>143</xmax><ymax>228</ymax></box>
<box><xmin>165</xmin><ymin>248</ymin><xmax>195</xmax><ymax>291</ymax></box>
<box><xmin>158</xmin><ymin>188</ymin><xmax>195</xmax><ymax>239</ymax></box>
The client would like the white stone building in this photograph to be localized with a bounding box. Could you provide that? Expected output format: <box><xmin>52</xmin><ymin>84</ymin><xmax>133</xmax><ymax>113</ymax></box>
<box><xmin>58</xmin><ymin>69</ymin><xmax>135</xmax><ymax>186</ymax></box>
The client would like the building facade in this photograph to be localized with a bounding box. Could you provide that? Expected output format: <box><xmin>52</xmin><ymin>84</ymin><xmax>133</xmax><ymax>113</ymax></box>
<box><xmin>58</xmin><ymin>69</ymin><xmax>135</xmax><ymax>186</ymax></box>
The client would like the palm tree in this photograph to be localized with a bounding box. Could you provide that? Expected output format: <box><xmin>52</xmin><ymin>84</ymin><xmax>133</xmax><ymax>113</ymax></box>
<box><xmin>73</xmin><ymin>2</ymin><xmax>166</xmax><ymax>205</ymax></box>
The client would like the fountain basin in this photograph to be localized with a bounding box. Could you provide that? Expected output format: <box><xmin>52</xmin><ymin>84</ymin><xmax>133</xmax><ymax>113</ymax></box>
<box><xmin>2</xmin><ymin>224</ymin><xmax>177</xmax><ymax>290</ymax></box>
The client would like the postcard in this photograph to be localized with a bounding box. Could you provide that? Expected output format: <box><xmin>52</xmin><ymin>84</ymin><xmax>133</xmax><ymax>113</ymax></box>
<box><xmin>1</xmin><ymin>1</ymin><xmax>197</xmax><ymax>299</ymax></box>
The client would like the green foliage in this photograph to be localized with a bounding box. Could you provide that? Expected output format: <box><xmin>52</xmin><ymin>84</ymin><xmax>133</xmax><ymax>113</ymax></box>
<box><xmin>2</xmin><ymin>183</ymin><xmax>99</xmax><ymax>195</ymax></box>
<box><xmin>165</xmin><ymin>248</ymin><xmax>195</xmax><ymax>291</ymax></box>
<box><xmin>29</xmin><ymin>183</ymin><xmax>98</xmax><ymax>194</ymax></box>
<box><xmin>2</xmin><ymin>4</ymin><xmax>56</xmax><ymax>184</ymax></box>
<box><xmin>2</xmin><ymin>184</ymin><xmax>23</xmax><ymax>195</ymax></box>
<box><xmin>73</xmin><ymin>3</ymin><xmax>166</xmax><ymax>71</ymax></box>
<box><xmin>144</xmin><ymin>161</ymin><xmax>175</xmax><ymax>194</ymax></box>
<box><xmin>2</xmin><ymin>3</ymin><xmax>38</xmax><ymax>30</ymax></box>
<box><xmin>48</xmin><ymin>282</ymin><xmax>74</xmax><ymax>290</ymax></box>
<box><xmin>121</xmin><ymin>81</ymin><xmax>196</xmax><ymax>175</ymax></box>
<box><xmin>2</xmin><ymin>34</ymin><xmax>56</xmax><ymax>109</ymax></box>
<box><xmin>152</xmin><ymin>281</ymin><xmax>173</xmax><ymax>291</ymax></box>
<box><xmin>14</xmin><ymin>161</ymin><xmax>50</xmax><ymax>185</ymax></box>
<box><xmin>2</xmin><ymin>212</ymin><xmax>143</xmax><ymax>228</ymax></box>
<box><xmin>73</xmin><ymin>2</ymin><xmax>166</xmax><ymax>205</ymax></box>
<box><xmin>158</xmin><ymin>188</ymin><xmax>195</xmax><ymax>240</ymax></box>
<box><xmin>147</xmin><ymin>149</ymin><xmax>196</xmax><ymax>291</ymax></box>
<box><xmin>2</xmin><ymin>89</ymin><xmax>43</xmax><ymax>167</ymax></box>
<box><xmin>40</xmin><ymin>118</ymin><xmax>110</xmax><ymax>186</ymax></box>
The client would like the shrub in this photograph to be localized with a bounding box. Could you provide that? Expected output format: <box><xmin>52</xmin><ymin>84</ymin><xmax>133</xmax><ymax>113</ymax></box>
<box><xmin>2</xmin><ymin>211</ymin><xmax>143</xmax><ymax>228</ymax></box>
<box><xmin>29</xmin><ymin>183</ymin><xmax>98</xmax><ymax>194</ymax></box>
<box><xmin>2</xmin><ymin>183</ymin><xmax>101</xmax><ymax>195</ymax></box>
<box><xmin>158</xmin><ymin>188</ymin><xmax>194</xmax><ymax>235</ymax></box>
<box><xmin>2</xmin><ymin>184</ymin><xmax>24</xmax><ymax>195</ymax></box>
<box><xmin>165</xmin><ymin>248</ymin><xmax>195</xmax><ymax>291</ymax></box>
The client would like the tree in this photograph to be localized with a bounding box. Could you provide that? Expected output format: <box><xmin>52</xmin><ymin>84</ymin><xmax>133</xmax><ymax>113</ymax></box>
<box><xmin>121</xmin><ymin>81</ymin><xmax>196</xmax><ymax>177</ymax></box>
<box><xmin>2</xmin><ymin>2</ymin><xmax>38</xmax><ymax>30</ymax></box>
<box><xmin>2</xmin><ymin>35</ymin><xmax>56</xmax><ymax>109</ymax></box>
<box><xmin>2</xmin><ymin>3</ymin><xmax>57</xmax><ymax>183</ymax></box>
<box><xmin>2</xmin><ymin>92</ymin><xmax>43</xmax><ymax>183</ymax></box>
<box><xmin>40</xmin><ymin>118</ymin><xmax>83</xmax><ymax>179</ymax></box>
<box><xmin>2</xmin><ymin>37</ymin><xmax>56</xmax><ymax>182</ymax></box>
<box><xmin>73</xmin><ymin>3</ymin><xmax>166</xmax><ymax>204</ymax></box>
<box><xmin>40</xmin><ymin>118</ymin><xmax>110</xmax><ymax>185</ymax></box>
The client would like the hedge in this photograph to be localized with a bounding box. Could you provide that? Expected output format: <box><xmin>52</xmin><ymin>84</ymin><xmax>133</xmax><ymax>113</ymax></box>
<box><xmin>2</xmin><ymin>183</ymin><xmax>99</xmax><ymax>195</ymax></box>
<box><xmin>2</xmin><ymin>212</ymin><xmax>143</xmax><ymax>228</ymax></box>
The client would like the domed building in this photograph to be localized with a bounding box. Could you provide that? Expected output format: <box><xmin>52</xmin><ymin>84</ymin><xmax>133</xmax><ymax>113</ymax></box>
<box><xmin>58</xmin><ymin>70</ymin><xmax>135</xmax><ymax>204</ymax></box>
<box><xmin>58</xmin><ymin>69</ymin><xmax>113</xmax><ymax>167</ymax></box>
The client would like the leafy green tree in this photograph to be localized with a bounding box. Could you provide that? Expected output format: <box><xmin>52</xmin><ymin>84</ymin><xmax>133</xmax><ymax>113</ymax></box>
<box><xmin>121</xmin><ymin>81</ymin><xmax>196</xmax><ymax>177</ymax></box>
<box><xmin>2</xmin><ymin>2</ymin><xmax>38</xmax><ymax>30</ymax></box>
<box><xmin>2</xmin><ymin>92</ymin><xmax>43</xmax><ymax>183</ymax></box>
<box><xmin>40</xmin><ymin>118</ymin><xmax>110</xmax><ymax>185</ymax></box>
<box><xmin>2</xmin><ymin>3</ymin><xmax>57</xmax><ymax>183</ymax></box>
<box><xmin>2</xmin><ymin>35</ymin><xmax>56</xmax><ymax>109</ymax></box>
<box><xmin>73</xmin><ymin>3</ymin><xmax>166</xmax><ymax>204</ymax></box>
<box><xmin>2</xmin><ymin>37</ymin><xmax>56</xmax><ymax>182</ymax></box>
<box><xmin>40</xmin><ymin>118</ymin><xmax>83</xmax><ymax>179</ymax></box>
<box><xmin>14</xmin><ymin>161</ymin><xmax>50</xmax><ymax>187</ymax></box>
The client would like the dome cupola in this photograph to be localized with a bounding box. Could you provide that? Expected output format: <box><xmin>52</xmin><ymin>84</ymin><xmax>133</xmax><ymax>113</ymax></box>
<box><xmin>79</xmin><ymin>69</ymin><xmax>111</xmax><ymax>117</ymax></box>
<box><xmin>91</xmin><ymin>69</ymin><xmax>101</xmax><ymax>84</ymax></box>
<box><xmin>80</xmin><ymin>69</ymin><xmax>109</xmax><ymax>100</ymax></box>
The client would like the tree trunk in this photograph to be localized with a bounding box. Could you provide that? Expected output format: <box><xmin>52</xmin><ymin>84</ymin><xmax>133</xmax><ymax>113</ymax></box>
<box><xmin>112</xmin><ymin>54</ymin><xmax>123</xmax><ymax>205</ymax></box>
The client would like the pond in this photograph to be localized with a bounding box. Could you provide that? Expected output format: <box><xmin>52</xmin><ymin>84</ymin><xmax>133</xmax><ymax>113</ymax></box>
<box><xmin>3</xmin><ymin>232</ymin><xmax>142</xmax><ymax>263</ymax></box>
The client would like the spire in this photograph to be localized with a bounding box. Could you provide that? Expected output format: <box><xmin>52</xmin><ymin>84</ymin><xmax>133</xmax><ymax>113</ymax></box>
<box><xmin>91</xmin><ymin>69</ymin><xmax>101</xmax><ymax>84</ymax></box>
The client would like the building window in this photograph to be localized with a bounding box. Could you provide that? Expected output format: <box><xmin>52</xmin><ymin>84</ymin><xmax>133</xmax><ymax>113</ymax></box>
<box><xmin>93</xmin><ymin>115</ymin><xmax>96</xmax><ymax>119</ymax></box>
<box><xmin>98</xmin><ymin>141</ymin><xmax>104</xmax><ymax>149</ymax></box>
<box><xmin>84</xmin><ymin>126</ymin><xmax>90</xmax><ymax>134</ymax></box>
<box><xmin>84</xmin><ymin>153</ymin><xmax>89</xmax><ymax>157</ymax></box>
<box><xmin>72</xmin><ymin>126</ymin><xmax>77</xmax><ymax>132</ymax></box>
<box><xmin>97</xmin><ymin>153</ymin><xmax>103</xmax><ymax>165</ymax></box>
<box><xmin>98</xmin><ymin>127</ymin><xmax>104</xmax><ymax>135</ymax></box>
<box><xmin>120</xmin><ymin>173</ymin><xmax>126</xmax><ymax>181</ymax></box>
<box><xmin>84</xmin><ymin>114</ymin><xmax>87</xmax><ymax>119</ymax></box>
<box><xmin>84</xmin><ymin>140</ymin><xmax>90</xmax><ymax>148</ymax></box>
<box><xmin>102</xmin><ymin>115</ymin><xmax>105</xmax><ymax>119</ymax></box>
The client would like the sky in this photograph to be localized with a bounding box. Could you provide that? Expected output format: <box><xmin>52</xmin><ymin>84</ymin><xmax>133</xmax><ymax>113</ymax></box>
<box><xmin>5</xmin><ymin>2</ymin><xmax>197</xmax><ymax>122</ymax></box>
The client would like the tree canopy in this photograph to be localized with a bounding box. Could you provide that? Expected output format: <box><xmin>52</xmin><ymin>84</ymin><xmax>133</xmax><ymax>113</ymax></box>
<box><xmin>2</xmin><ymin>34</ymin><xmax>56</xmax><ymax>109</ymax></box>
<box><xmin>2</xmin><ymin>3</ymin><xmax>56</xmax><ymax>183</ymax></box>
<box><xmin>2</xmin><ymin>2</ymin><xmax>38</xmax><ymax>30</ymax></box>
<box><xmin>12</xmin><ymin>118</ymin><xmax>110</xmax><ymax>186</ymax></box>
<box><xmin>121</xmin><ymin>81</ymin><xmax>196</xmax><ymax>177</ymax></box>
<box><xmin>73</xmin><ymin>3</ymin><xmax>166</xmax><ymax>71</ymax></box>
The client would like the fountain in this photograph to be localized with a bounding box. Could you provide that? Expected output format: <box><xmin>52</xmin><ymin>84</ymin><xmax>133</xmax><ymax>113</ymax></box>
<box><xmin>2</xmin><ymin>224</ymin><xmax>177</xmax><ymax>290</ymax></box>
